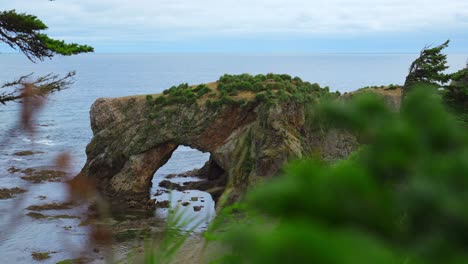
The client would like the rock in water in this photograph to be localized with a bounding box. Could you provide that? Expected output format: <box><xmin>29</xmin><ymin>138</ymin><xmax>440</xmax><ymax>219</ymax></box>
<box><xmin>156</xmin><ymin>200</ymin><xmax>170</xmax><ymax>208</ymax></box>
<box><xmin>76</xmin><ymin>76</ymin><xmax>400</xmax><ymax>209</ymax></box>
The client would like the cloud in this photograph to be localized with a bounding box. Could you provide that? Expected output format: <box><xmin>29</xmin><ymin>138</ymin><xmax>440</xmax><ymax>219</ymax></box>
<box><xmin>2</xmin><ymin>0</ymin><xmax>468</xmax><ymax>50</ymax></box>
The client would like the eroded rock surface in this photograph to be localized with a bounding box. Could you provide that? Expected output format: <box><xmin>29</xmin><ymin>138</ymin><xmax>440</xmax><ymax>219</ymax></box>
<box><xmin>77</xmin><ymin>79</ymin><xmax>400</xmax><ymax>209</ymax></box>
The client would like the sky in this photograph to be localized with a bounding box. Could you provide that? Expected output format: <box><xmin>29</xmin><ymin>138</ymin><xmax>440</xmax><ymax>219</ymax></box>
<box><xmin>1</xmin><ymin>0</ymin><xmax>468</xmax><ymax>53</ymax></box>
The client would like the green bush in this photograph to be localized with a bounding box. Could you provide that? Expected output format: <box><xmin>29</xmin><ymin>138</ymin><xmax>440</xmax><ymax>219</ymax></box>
<box><xmin>193</xmin><ymin>84</ymin><xmax>211</xmax><ymax>97</ymax></box>
<box><xmin>255</xmin><ymin>93</ymin><xmax>268</xmax><ymax>103</ymax></box>
<box><xmin>154</xmin><ymin>96</ymin><xmax>167</xmax><ymax>105</ymax></box>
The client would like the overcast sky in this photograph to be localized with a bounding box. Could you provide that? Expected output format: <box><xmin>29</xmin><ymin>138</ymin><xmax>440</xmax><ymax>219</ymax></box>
<box><xmin>2</xmin><ymin>0</ymin><xmax>468</xmax><ymax>53</ymax></box>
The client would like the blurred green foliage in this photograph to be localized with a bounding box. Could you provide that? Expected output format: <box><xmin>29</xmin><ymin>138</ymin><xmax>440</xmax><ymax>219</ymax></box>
<box><xmin>209</xmin><ymin>87</ymin><xmax>468</xmax><ymax>264</ymax></box>
<box><xmin>141</xmin><ymin>207</ymin><xmax>203</xmax><ymax>264</ymax></box>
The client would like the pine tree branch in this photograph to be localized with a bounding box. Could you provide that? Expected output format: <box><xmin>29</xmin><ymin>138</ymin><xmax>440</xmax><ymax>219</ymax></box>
<box><xmin>0</xmin><ymin>10</ymin><xmax>93</xmax><ymax>62</ymax></box>
<box><xmin>0</xmin><ymin>71</ymin><xmax>76</xmax><ymax>104</ymax></box>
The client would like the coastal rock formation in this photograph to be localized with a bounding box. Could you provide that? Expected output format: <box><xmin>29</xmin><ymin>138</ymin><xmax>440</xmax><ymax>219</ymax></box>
<box><xmin>77</xmin><ymin>74</ymin><xmax>401</xmax><ymax>208</ymax></box>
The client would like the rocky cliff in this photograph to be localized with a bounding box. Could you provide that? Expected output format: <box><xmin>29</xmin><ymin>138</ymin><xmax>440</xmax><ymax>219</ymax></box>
<box><xmin>77</xmin><ymin>74</ymin><xmax>400</xmax><ymax>209</ymax></box>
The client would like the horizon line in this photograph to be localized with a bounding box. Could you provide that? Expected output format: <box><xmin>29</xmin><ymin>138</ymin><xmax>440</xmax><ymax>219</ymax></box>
<box><xmin>1</xmin><ymin>51</ymin><xmax>467</xmax><ymax>56</ymax></box>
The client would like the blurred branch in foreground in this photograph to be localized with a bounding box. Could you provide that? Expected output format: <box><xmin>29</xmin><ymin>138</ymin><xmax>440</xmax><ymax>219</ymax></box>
<box><xmin>0</xmin><ymin>71</ymin><xmax>75</xmax><ymax>105</ymax></box>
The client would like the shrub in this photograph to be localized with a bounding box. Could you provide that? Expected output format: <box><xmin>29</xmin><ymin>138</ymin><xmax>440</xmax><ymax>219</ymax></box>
<box><xmin>149</xmin><ymin>73</ymin><xmax>333</xmax><ymax>116</ymax></box>
<box><xmin>154</xmin><ymin>96</ymin><xmax>167</xmax><ymax>105</ymax></box>
<box><xmin>255</xmin><ymin>93</ymin><xmax>268</xmax><ymax>103</ymax></box>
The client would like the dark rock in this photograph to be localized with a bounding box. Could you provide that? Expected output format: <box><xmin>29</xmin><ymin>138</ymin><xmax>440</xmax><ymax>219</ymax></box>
<box><xmin>154</xmin><ymin>190</ymin><xmax>167</xmax><ymax>196</ymax></box>
<box><xmin>198</xmin><ymin>158</ymin><xmax>225</xmax><ymax>180</ymax></box>
<box><xmin>190</xmin><ymin>197</ymin><xmax>198</xmax><ymax>201</ymax></box>
<box><xmin>127</xmin><ymin>201</ymin><xmax>138</xmax><ymax>208</ymax></box>
<box><xmin>165</xmin><ymin>173</ymin><xmax>177</xmax><ymax>179</ymax></box>
<box><xmin>165</xmin><ymin>168</ymin><xmax>203</xmax><ymax>179</ymax></box>
<box><xmin>155</xmin><ymin>200</ymin><xmax>170</xmax><ymax>208</ymax></box>
<box><xmin>181</xmin><ymin>202</ymin><xmax>190</xmax><ymax>206</ymax></box>
<box><xmin>88</xmin><ymin>202</ymin><xmax>98</xmax><ymax>211</ymax></box>
<box><xmin>0</xmin><ymin>187</ymin><xmax>26</xmax><ymax>200</ymax></box>
<box><xmin>7</xmin><ymin>166</ymin><xmax>21</xmax><ymax>173</ymax></box>
<box><xmin>26</xmin><ymin>201</ymin><xmax>74</xmax><ymax>211</ymax></box>
<box><xmin>31</xmin><ymin>252</ymin><xmax>52</xmax><ymax>261</ymax></box>
<box><xmin>51</xmin><ymin>214</ymin><xmax>80</xmax><ymax>220</ymax></box>
<box><xmin>206</xmin><ymin>186</ymin><xmax>226</xmax><ymax>202</ymax></box>
<box><xmin>20</xmin><ymin>168</ymin><xmax>67</xmax><ymax>183</ymax></box>
<box><xmin>193</xmin><ymin>206</ymin><xmax>203</xmax><ymax>212</ymax></box>
<box><xmin>27</xmin><ymin>212</ymin><xmax>48</xmax><ymax>219</ymax></box>
<box><xmin>22</xmin><ymin>168</ymin><xmax>34</xmax><ymax>174</ymax></box>
<box><xmin>146</xmin><ymin>199</ymin><xmax>156</xmax><ymax>209</ymax></box>
<box><xmin>26</xmin><ymin>212</ymin><xmax>78</xmax><ymax>220</ymax></box>
<box><xmin>158</xmin><ymin>180</ymin><xmax>183</xmax><ymax>191</ymax></box>
<box><xmin>13</xmin><ymin>151</ymin><xmax>44</xmax><ymax>156</ymax></box>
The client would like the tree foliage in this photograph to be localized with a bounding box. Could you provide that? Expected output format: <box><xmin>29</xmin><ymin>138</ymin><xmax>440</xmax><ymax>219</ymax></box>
<box><xmin>445</xmin><ymin>62</ymin><xmax>468</xmax><ymax>122</ymax></box>
<box><xmin>0</xmin><ymin>9</ymin><xmax>93</xmax><ymax>104</ymax></box>
<box><xmin>403</xmin><ymin>40</ymin><xmax>451</xmax><ymax>98</ymax></box>
<box><xmin>401</xmin><ymin>40</ymin><xmax>467</xmax><ymax>122</ymax></box>
<box><xmin>0</xmin><ymin>10</ymin><xmax>93</xmax><ymax>62</ymax></box>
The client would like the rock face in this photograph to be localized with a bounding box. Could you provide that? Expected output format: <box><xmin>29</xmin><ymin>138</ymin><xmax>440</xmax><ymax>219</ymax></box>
<box><xmin>77</xmin><ymin>79</ymin><xmax>400</xmax><ymax>209</ymax></box>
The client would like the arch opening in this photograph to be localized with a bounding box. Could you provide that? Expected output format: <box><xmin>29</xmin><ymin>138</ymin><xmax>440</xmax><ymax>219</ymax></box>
<box><xmin>149</xmin><ymin>145</ymin><xmax>226</xmax><ymax>230</ymax></box>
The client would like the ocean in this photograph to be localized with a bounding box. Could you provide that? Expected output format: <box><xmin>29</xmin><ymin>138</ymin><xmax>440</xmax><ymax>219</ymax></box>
<box><xmin>0</xmin><ymin>53</ymin><xmax>466</xmax><ymax>263</ymax></box>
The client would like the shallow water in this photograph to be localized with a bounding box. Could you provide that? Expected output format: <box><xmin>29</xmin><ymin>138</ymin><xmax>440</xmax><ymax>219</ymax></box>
<box><xmin>0</xmin><ymin>146</ymin><xmax>211</xmax><ymax>263</ymax></box>
<box><xmin>151</xmin><ymin>146</ymin><xmax>214</xmax><ymax>232</ymax></box>
<box><xmin>0</xmin><ymin>53</ymin><xmax>467</xmax><ymax>263</ymax></box>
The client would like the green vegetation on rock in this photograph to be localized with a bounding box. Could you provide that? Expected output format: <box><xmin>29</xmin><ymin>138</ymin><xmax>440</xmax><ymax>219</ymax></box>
<box><xmin>145</xmin><ymin>73</ymin><xmax>339</xmax><ymax>117</ymax></box>
<box><xmin>215</xmin><ymin>73</ymin><xmax>337</xmax><ymax>105</ymax></box>
<box><xmin>357</xmin><ymin>84</ymin><xmax>401</xmax><ymax>92</ymax></box>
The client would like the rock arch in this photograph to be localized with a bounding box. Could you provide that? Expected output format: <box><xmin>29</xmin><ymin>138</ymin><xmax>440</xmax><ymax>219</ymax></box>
<box><xmin>78</xmin><ymin>95</ymin><xmax>265</xmax><ymax>207</ymax></box>
<box><xmin>77</xmin><ymin>86</ymin><xmax>369</xmax><ymax>209</ymax></box>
